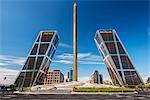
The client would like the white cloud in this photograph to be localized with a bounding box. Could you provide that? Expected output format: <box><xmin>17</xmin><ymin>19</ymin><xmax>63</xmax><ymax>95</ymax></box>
<box><xmin>54</xmin><ymin>52</ymin><xmax>104</xmax><ymax>65</ymax></box>
<box><xmin>53</xmin><ymin>60</ymin><xmax>73</xmax><ymax>64</ymax></box>
<box><xmin>0</xmin><ymin>62</ymin><xmax>9</xmax><ymax>66</ymax></box>
<box><xmin>79</xmin><ymin>60</ymin><xmax>103</xmax><ymax>65</ymax></box>
<box><xmin>56</xmin><ymin>53</ymin><xmax>73</xmax><ymax>59</ymax></box>
<box><xmin>0</xmin><ymin>54</ymin><xmax>26</xmax><ymax>66</ymax></box>
<box><xmin>59</xmin><ymin>43</ymin><xmax>72</xmax><ymax>49</ymax></box>
<box><xmin>0</xmin><ymin>68</ymin><xmax>19</xmax><ymax>85</ymax></box>
<box><xmin>78</xmin><ymin>53</ymin><xmax>91</xmax><ymax>58</ymax></box>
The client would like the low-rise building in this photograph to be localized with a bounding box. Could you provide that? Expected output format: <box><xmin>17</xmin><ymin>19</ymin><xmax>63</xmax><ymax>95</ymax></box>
<box><xmin>44</xmin><ymin>70</ymin><xmax>64</xmax><ymax>85</ymax></box>
<box><xmin>103</xmin><ymin>80</ymin><xmax>112</xmax><ymax>85</ymax></box>
<box><xmin>86</xmin><ymin>80</ymin><xmax>92</xmax><ymax>84</ymax></box>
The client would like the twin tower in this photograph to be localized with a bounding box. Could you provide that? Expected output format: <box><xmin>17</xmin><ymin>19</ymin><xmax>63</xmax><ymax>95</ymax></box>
<box><xmin>14</xmin><ymin>2</ymin><xmax>143</xmax><ymax>89</ymax></box>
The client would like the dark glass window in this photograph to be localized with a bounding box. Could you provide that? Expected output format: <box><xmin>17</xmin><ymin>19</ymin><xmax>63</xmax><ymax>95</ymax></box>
<box><xmin>100</xmin><ymin>44</ymin><xmax>107</xmax><ymax>57</ymax></box>
<box><xmin>25</xmin><ymin>72</ymin><xmax>33</xmax><ymax>77</ymax></box>
<box><xmin>23</xmin><ymin>72</ymin><xmax>33</xmax><ymax>87</ymax></box>
<box><xmin>38</xmin><ymin>44</ymin><xmax>49</xmax><ymax>55</ymax></box>
<box><xmin>112</xmin><ymin>56</ymin><xmax>120</xmax><ymax>69</ymax></box>
<box><xmin>53</xmin><ymin>35</ymin><xmax>59</xmax><ymax>47</ymax></box>
<box><xmin>36</xmin><ymin>35</ymin><xmax>40</xmax><ymax>42</ymax></box>
<box><xmin>44</xmin><ymin>60</ymin><xmax>51</xmax><ymax>72</ymax></box>
<box><xmin>23</xmin><ymin>79</ymin><xmax>31</xmax><ymax>87</ymax></box>
<box><xmin>105</xmin><ymin>42</ymin><xmax>117</xmax><ymax>54</ymax></box>
<box><xmin>33</xmin><ymin>71</ymin><xmax>38</xmax><ymax>78</ymax></box>
<box><xmin>41</xmin><ymin>57</ymin><xmax>48</xmax><ymax>70</ymax></box>
<box><xmin>117</xmin><ymin>42</ymin><xmax>126</xmax><ymax>54</ymax></box>
<box><xmin>50</xmin><ymin>49</ymin><xmax>56</xmax><ymax>59</ymax></box>
<box><xmin>35</xmin><ymin>57</ymin><xmax>44</xmax><ymax>69</ymax></box>
<box><xmin>48</xmin><ymin>46</ymin><xmax>54</xmax><ymax>57</ymax></box>
<box><xmin>23</xmin><ymin>57</ymin><xmax>35</xmax><ymax>70</ymax></box>
<box><xmin>115</xmin><ymin>34</ymin><xmax>119</xmax><ymax>41</ymax></box>
<box><xmin>20</xmin><ymin>72</ymin><xmax>25</xmax><ymax>77</ymax></box>
<box><xmin>120</xmin><ymin>56</ymin><xmax>134</xmax><ymax>69</ymax></box>
<box><xmin>105</xmin><ymin>63</ymin><xmax>120</xmax><ymax>86</ymax></box>
<box><xmin>124</xmin><ymin>71</ymin><xmax>142</xmax><ymax>85</ymax></box>
<box><xmin>118</xmin><ymin>71</ymin><xmax>122</xmax><ymax>78</ymax></box>
<box><xmin>38</xmin><ymin>73</ymin><xmax>45</xmax><ymax>84</ymax></box>
<box><xmin>41</xmin><ymin>32</ymin><xmax>53</xmax><ymax>42</ymax></box>
<box><xmin>18</xmin><ymin>72</ymin><xmax>25</xmax><ymax>80</ymax></box>
<box><xmin>95</xmin><ymin>34</ymin><xmax>102</xmax><ymax>45</ymax></box>
<box><xmin>15</xmin><ymin>72</ymin><xmax>25</xmax><ymax>86</ymax></box>
<box><xmin>27</xmin><ymin>57</ymin><xmax>35</xmax><ymax>70</ymax></box>
<box><xmin>118</xmin><ymin>71</ymin><xmax>124</xmax><ymax>83</ymax></box>
<box><xmin>30</xmin><ymin>71</ymin><xmax>38</xmax><ymax>85</ymax></box>
<box><xmin>101</xmin><ymin>33</ymin><xmax>114</xmax><ymax>41</ymax></box>
<box><xmin>30</xmin><ymin>44</ymin><xmax>38</xmax><ymax>55</ymax></box>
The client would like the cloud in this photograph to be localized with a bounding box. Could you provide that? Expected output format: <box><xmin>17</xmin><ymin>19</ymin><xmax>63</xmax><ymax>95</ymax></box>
<box><xmin>0</xmin><ymin>62</ymin><xmax>9</xmax><ymax>66</ymax></box>
<box><xmin>0</xmin><ymin>68</ymin><xmax>19</xmax><ymax>85</ymax></box>
<box><xmin>59</xmin><ymin>43</ymin><xmax>72</xmax><ymax>49</ymax></box>
<box><xmin>0</xmin><ymin>54</ymin><xmax>26</xmax><ymax>66</ymax></box>
<box><xmin>53</xmin><ymin>52</ymin><xmax>104</xmax><ymax>65</ymax></box>
<box><xmin>53</xmin><ymin>60</ymin><xmax>73</xmax><ymax>64</ymax></box>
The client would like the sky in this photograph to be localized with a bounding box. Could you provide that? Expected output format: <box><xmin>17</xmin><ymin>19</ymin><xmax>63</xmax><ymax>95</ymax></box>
<box><xmin>0</xmin><ymin>0</ymin><xmax>150</xmax><ymax>84</ymax></box>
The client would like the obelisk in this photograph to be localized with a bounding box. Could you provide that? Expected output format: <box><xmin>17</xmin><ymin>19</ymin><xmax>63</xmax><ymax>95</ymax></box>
<box><xmin>73</xmin><ymin>1</ymin><xmax>78</xmax><ymax>81</ymax></box>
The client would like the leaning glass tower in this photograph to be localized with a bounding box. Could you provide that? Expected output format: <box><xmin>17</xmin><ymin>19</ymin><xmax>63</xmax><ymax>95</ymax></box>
<box><xmin>94</xmin><ymin>29</ymin><xmax>143</xmax><ymax>87</ymax></box>
<box><xmin>15</xmin><ymin>30</ymin><xmax>59</xmax><ymax>88</ymax></box>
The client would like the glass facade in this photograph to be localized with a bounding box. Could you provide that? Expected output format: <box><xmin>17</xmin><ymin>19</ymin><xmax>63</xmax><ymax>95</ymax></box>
<box><xmin>41</xmin><ymin>32</ymin><xmax>54</xmax><ymax>42</ymax></box>
<box><xmin>35</xmin><ymin>57</ymin><xmax>44</xmax><ymax>69</ymax></box>
<box><xmin>101</xmin><ymin>33</ymin><xmax>114</xmax><ymax>41</ymax></box>
<box><xmin>38</xmin><ymin>44</ymin><xmax>49</xmax><ymax>55</ymax></box>
<box><xmin>120</xmin><ymin>56</ymin><xmax>134</xmax><ymax>69</ymax></box>
<box><xmin>112</xmin><ymin>56</ymin><xmax>120</xmax><ymax>69</ymax></box>
<box><xmin>30</xmin><ymin>44</ymin><xmax>38</xmax><ymax>55</ymax></box>
<box><xmin>117</xmin><ymin>42</ymin><xmax>126</xmax><ymax>54</ymax></box>
<box><xmin>15</xmin><ymin>31</ymin><xmax>59</xmax><ymax>88</ymax></box>
<box><xmin>124</xmin><ymin>71</ymin><xmax>142</xmax><ymax>85</ymax></box>
<box><xmin>94</xmin><ymin>29</ymin><xmax>143</xmax><ymax>87</ymax></box>
<box><xmin>105</xmin><ymin>42</ymin><xmax>117</xmax><ymax>54</ymax></box>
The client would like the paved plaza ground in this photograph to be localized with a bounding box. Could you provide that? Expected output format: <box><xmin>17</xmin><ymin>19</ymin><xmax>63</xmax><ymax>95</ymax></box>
<box><xmin>0</xmin><ymin>93</ymin><xmax>150</xmax><ymax>100</ymax></box>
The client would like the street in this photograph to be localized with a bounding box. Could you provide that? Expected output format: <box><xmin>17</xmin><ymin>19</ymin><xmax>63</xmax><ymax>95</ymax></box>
<box><xmin>0</xmin><ymin>93</ymin><xmax>150</xmax><ymax>100</ymax></box>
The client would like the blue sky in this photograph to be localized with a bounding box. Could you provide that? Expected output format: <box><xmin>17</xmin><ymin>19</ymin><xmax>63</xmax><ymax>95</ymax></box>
<box><xmin>0</xmin><ymin>0</ymin><xmax>150</xmax><ymax>83</ymax></box>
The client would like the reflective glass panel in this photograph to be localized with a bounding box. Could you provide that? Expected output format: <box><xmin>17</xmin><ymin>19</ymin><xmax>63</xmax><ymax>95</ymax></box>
<box><xmin>41</xmin><ymin>32</ymin><xmax>53</xmax><ymax>42</ymax></box>
<box><xmin>120</xmin><ymin>56</ymin><xmax>134</xmax><ymax>69</ymax></box>
<box><xmin>105</xmin><ymin>42</ymin><xmax>117</xmax><ymax>54</ymax></box>
<box><xmin>30</xmin><ymin>44</ymin><xmax>38</xmax><ymax>55</ymax></box>
<box><xmin>117</xmin><ymin>42</ymin><xmax>126</xmax><ymax>54</ymax></box>
<box><xmin>35</xmin><ymin>57</ymin><xmax>44</xmax><ymax>69</ymax></box>
<box><xmin>101</xmin><ymin>33</ymin><xmax>114</xmax><ymax>41</ymax></box>
<box><xmin>38</xmin><ymin>44</ymin><xmax>49</xmax><ymax>55</ymax></box>
<box><xmin>112</xmin><ymin>56</ymin><xmax>120</xmax><ymax>69</ymax></box>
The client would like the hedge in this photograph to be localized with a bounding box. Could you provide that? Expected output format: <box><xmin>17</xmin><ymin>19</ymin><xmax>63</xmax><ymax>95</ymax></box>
<box><xmin>73</xmin><ymin>87</ymin><xmax>135</xmax><ymax>92</ymax></box>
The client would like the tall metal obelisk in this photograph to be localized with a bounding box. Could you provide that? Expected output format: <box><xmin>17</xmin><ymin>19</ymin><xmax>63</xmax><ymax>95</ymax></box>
<box><xmin>73</xmin><ymin>1</ymin><xmax>78</xmax><ymax>81</ymax></box>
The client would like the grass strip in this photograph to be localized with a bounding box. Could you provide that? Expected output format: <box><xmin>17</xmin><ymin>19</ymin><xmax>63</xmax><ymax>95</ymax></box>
<box><xmin>73</xmin><ymin>87</ymin><xmax>135</xmax><ymax>92</ymax></box>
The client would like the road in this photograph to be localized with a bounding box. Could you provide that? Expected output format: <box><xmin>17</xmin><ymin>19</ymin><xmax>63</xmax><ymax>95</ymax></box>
<box><xmin>0</xmin><ymin>93</ymin><xmax>150</xmax><ymax>100</ymax></box>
